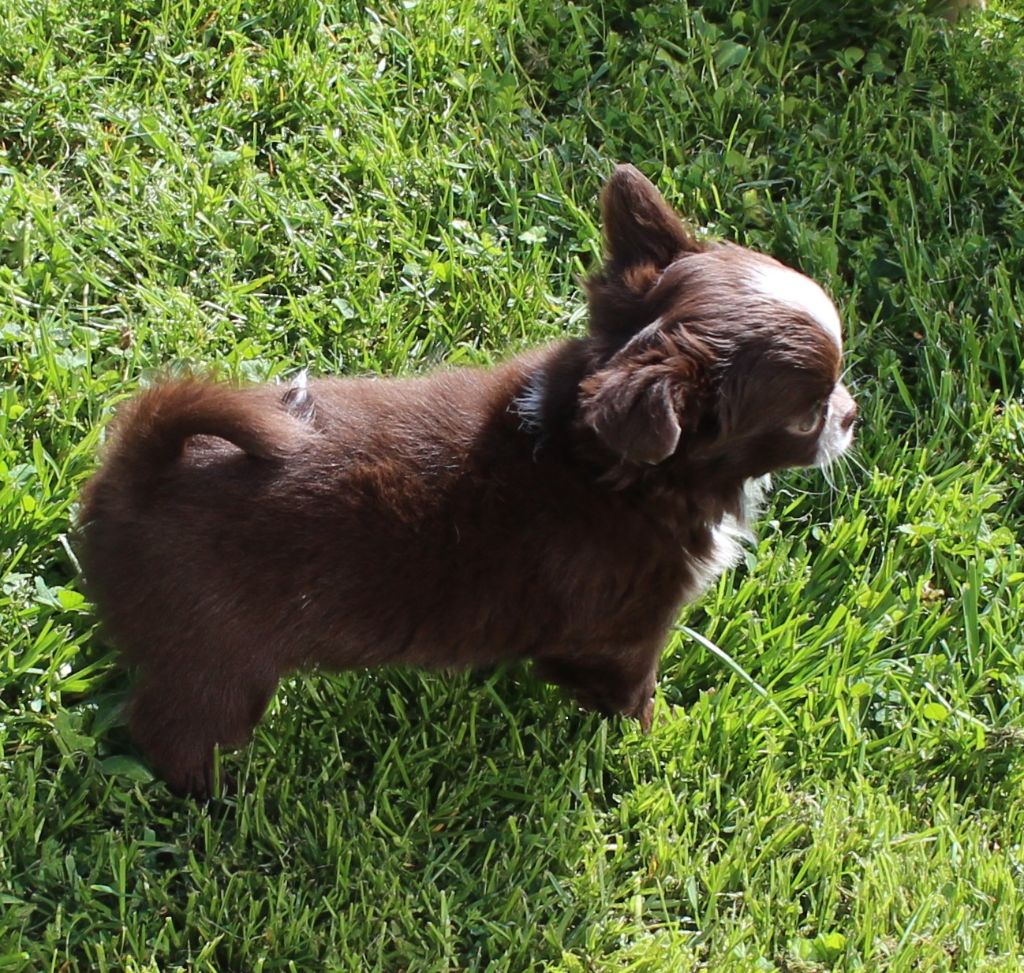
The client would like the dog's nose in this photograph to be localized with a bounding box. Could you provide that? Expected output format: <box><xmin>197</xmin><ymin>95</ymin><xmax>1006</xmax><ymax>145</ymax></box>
<box><xmin>840</xmin><ymin>403</ymin><xmax>858</xmax><ymax>431</ymax></box>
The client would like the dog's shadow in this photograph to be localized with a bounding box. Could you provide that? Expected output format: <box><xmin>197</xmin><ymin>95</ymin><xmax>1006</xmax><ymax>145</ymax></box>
<box><xmin>252</xmin><ymin>664</ymin><xmax>617</xmax><ymax>801</ymax></box>
<box><xmin>83</xmin><ymin>663</ymin><xmax>629</xmax><ymax>809</ymax></box>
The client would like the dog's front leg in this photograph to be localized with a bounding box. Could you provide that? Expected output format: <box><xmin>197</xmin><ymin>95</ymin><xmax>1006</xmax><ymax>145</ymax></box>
<box><xmin>533</xmin><ymin>644</ymin><xmax>660</xmax><ymax>731</ymax></box>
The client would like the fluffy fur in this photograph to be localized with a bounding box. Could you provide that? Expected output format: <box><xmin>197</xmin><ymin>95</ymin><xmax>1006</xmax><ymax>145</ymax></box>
<box><xmin>77</xmin><ymin>165</ymin><xmax>857</xmax><ymax>797</ymax></box>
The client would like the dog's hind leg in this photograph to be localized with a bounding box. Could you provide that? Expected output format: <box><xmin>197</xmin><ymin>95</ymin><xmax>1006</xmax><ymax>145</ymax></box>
<box><xmin>127</xmin><ymin>661</ymin><xmax>279</xmax><ymax>799</ymax></box>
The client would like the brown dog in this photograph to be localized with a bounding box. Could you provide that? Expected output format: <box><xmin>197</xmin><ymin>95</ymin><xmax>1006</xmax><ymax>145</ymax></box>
<box><xmin>78</xmin><ymin>165</ymin><xmax>857</xmax><ymax>797</ymax></box>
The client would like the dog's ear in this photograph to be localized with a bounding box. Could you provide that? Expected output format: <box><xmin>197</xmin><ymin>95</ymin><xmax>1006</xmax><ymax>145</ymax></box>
<box><xmin>601</xmin><ymin>164</ymin><xmax>702</xmax><ymax>274</ymax></box>
<box><xmin>578</xmin><ymin>323</ymin><xmax>689</xmax><ymax>466</ymax></box>
<box><xmin>580</xmin><ymin>369</ymin><xmax>681</xmax><ymax>465</ymax></box>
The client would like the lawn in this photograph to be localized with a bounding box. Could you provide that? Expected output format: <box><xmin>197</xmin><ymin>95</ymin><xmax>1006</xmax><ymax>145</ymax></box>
<box><xmin>2</xmin><ymin>0</ymin><xmax>1024</xmax><ymax>969</ymax></box>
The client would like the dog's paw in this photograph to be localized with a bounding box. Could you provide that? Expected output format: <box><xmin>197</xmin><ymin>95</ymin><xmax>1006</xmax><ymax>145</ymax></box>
<box><xmin>631</xmin><ymin>694</ymin><xmax>655</xmax><ymax>733</ymax></box>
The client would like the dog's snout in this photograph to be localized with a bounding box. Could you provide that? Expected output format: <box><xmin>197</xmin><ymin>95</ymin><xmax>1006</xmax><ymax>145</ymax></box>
<box><xmin>840</xmin><ymin>402</ymin><xmax>858</xmax><ymax>431</ymax></box>
<box><xmin>831</xmin><ymin>384</ymin><xmax>857</xmax><ymax>432</ymax></box>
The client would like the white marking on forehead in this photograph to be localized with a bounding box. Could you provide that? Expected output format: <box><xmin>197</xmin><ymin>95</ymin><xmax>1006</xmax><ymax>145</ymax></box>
<box><xmin>745</xmin><ymin>263</ymin><xmax>843</xmax><ymax>347</ymax></box>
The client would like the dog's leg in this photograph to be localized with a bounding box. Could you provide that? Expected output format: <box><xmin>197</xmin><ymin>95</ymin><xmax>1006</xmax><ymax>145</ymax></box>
<box><xmin>127</xmin><ymin>665</ymin><xmax>279</xmax><ymax>799</ymax></box>
<box><xmin>534</xmin><ymin>645</ymin><xmax>660</xmax><ymax>731</ymax></box>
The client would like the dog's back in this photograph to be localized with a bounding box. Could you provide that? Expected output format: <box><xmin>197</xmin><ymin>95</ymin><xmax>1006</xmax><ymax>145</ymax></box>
<box><xmin>78</xmin><ymin>354</ymin><xmax>692</xmax><ymax>794</ymax></box>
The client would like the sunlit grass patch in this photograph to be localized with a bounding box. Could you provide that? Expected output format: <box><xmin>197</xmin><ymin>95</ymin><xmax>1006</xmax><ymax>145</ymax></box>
<box><xmin>2</xmin><ymin>0</ymin><xmax>1024</xmax><ymax>969</ymax></box>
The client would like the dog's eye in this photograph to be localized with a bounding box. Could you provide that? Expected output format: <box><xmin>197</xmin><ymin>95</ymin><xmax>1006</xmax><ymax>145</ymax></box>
<box><xmin>793</xmin><ymin>401</ymin><xmax>827</xmax><ymax>434</ymax></box>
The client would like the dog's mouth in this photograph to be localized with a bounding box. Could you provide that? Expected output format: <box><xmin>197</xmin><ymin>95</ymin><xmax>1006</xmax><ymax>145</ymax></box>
<box><xmin>815</xmin><ymin>426</ymin><xmax>855</xmax><ymax>468</ymax></box>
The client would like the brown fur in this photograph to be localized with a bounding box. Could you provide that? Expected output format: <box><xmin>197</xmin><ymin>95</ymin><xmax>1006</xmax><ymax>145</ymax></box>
<box><xmin>77</xmin><ymin>165</ymin><xmax>856</xmax><ymax>797</ymax></box>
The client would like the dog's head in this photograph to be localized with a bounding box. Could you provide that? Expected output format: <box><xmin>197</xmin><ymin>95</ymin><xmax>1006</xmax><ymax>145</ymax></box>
<box><xmin>578</xmin><ymin>165</ymin><xmax>857</xmax><ymax>483</ymax></box>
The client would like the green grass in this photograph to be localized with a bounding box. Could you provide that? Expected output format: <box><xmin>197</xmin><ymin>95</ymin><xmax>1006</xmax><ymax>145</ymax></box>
<box><xmin>2</xmin><ymin>0</ymin><xmax>1024</xmax><ymax>969</ymax></box>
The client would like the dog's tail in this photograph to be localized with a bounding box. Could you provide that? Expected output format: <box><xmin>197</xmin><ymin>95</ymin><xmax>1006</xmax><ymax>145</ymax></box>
<box><xmin>109</xmin><ymin>378</ymin><xmax>313</xmax><ymax>466</ymax></box>
<box><xmin>80</xmin><ymin>379</ymin><xmax>315</xmax><ymax>518</ymax></box>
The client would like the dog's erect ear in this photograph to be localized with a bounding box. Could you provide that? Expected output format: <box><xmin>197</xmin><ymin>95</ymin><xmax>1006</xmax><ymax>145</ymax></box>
<box><xmin>601</xmin><ymin>164</ymin><xmax>701</xmax><ymax>273</ymax></box>
<box><xmin>578</xmin><ymin>323</ymin><xmax>685</xmax><ymax>466</ymax></box>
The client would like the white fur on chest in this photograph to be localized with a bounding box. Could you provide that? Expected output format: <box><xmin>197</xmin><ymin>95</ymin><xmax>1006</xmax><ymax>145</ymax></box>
<box><xmin>682</xmin><ymin>476</ymin><xmax>770</xmax><ymax>602</ymax></box>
